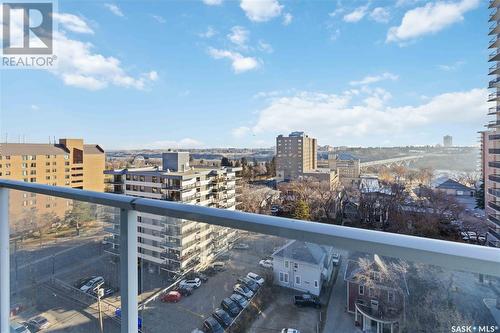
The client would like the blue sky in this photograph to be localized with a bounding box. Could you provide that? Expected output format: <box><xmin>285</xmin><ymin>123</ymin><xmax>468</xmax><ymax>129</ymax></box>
<box><xmin>0</xmin><ymin>0</ymin><xmax>491</xmax><ymax>149</ymax></box>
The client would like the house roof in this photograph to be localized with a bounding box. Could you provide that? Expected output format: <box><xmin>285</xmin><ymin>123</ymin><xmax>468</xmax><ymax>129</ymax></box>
<box><xmin>83</xmin><ymin>144</ymin><xmax>105</xmax><ymax>154</ymax></box>
<box><xmin>433</xmin><ymin>178</ymin><xmax>473</xmax><ymax>192</ymax></box>
<box><xmin>272</xmin><ymin>240</ymin><xmax>332</xmax><ymax>266</ymax></box>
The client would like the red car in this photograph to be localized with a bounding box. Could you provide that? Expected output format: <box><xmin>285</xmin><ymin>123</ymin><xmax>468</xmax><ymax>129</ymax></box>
<box><xmin>161</xmin><ymin>291</ymin><xmax>181</xmax><ymax>303</ymax></box>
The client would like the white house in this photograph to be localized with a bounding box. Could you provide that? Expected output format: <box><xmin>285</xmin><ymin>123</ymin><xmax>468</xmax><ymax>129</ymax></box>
<box><xmin>272</xmin><ymin>240</ymin><xmax>335</xmax><ymax>296</ymax></box>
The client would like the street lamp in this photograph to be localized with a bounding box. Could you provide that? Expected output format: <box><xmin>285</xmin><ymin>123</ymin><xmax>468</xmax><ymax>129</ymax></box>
<box><xmin>93</xmin><ymin>281</ymin><xmax>105</xmax><ymax>333</ymax></box>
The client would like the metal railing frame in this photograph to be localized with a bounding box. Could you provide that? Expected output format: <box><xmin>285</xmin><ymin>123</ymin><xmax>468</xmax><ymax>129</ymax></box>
<box><xmin>0</xmin><ymin>179</ymin><xmax>499</xmax><ymax>333</ymax></box>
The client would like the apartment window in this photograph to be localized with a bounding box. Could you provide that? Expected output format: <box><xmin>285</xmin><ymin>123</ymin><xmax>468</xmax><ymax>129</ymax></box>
<box><xmin>30</xmin><ymin>170</ymin><xmax>36</xmax><ymax>175</ymax></box>
<box><xmin>314</xmin><ymin>280</ymin><xmax>319</xmax><ymax>288</ymax></box>
<box><xmin>22</xmin><ymin>155</ymin><xmax>28</xmax><ymax>160</ymax></box>
<box><xmin>133</xmin><ymin>175</ymin><xmax>138</xmax><ymax>181</ymax></box>
<box><xmin>295</xmin><ymin>275</ymin><xmax>301</xmax><ymax>285</ymax></box>
<box><xmin>284</xmin><ymin>273</ymin><xmax>289</xmax><ymax>283</ymax></box>
<box><xmin>5</xmin><ymin>171</ymin><xmax>10</xmax><ymax>176</ymax></box>
<box><xmin>140</xmin><ymin>176</ymin><xmax>145</xmax><ymax>182</ymax></box>
<box><xmin>46</xmin><ymin>155</ymin><xmax>50</xmax><ymax>159</ymax></box>
<box><xmin>279</xmin><ymin>272</ymin><xmax>284</xmax><ymax>282</ymax></box>
<box><xmin>22</xmin><ymin>171</ymin><xmax>28</xmax><ymax>176</ymax></box>
<box><xmin>359</xmin><ymin>285</ymin><xmax>365</xmax><ymax>295</ymax></box>
<box><xmin>22</xmin><ymin>163</ymin><xmax>27</xmax><ymax>168</ymax></box>
<box><xmin>0</xmin><ymin>172</ymin><xmax>2</xmax><ymax>176</ymax></box>
<box><xmin>65</xmin><ymin>168</ymin><xmax>70</xmax><ymax>172</ymax></box>
<box><xmin>284</xmin><ymin>260</ymin><xmax>289</xmax><ymax>268</ymax></box>
<box><xmin>5</xmin><ymin>164</ymin><xmax>9</xmax><ymax>168</ymax></box>
<box><xmin>30</xmin><ymin>163</ymin><xmax>36</xmax><ymax>167</ymax></box>
<box><xmin>126</xmin><ymin>185</ymin><xmax>131</xmax><ymax>190</ymax></box>
<box><xmin>152</xmin><ymin>187</ymin><xmax>158</xmax><ymax>193</ymax></box>
<box><xmin>5</xmin><ymin>156</ymin><xmax>10</xmax><ymax>160</ymax></box>
<box><xmin>46</xmin><ymin>162</ymin><xmax>50</xmax><ymax>166</ymax></box>
<box><xmin>388</xmin><ymin>291</ymin><xmax>395</xmax><ymax>303</ymax></box>
<box><xmin>52</xmin><ymin>162</ymin><xmax>56</xmax><ymax>166</ymax></box>
<box><xmin>23</xmin><ymin>178</ymin><xmax>28</xmax><ymax>182</ymax></box>
<box><xmin>371</xmin><ymin>271</ymin><xmax>380</xmax><ymax>281</ymax></box>
<box><xmin>293</xmin><ymin>263</ymin><xmax>299</xmax><ymax>269</ymax></box>
<box><xmin>30</xmin><ymin>178</ymin><xmax>36</xmax><ymax>182</ymax></box>
<box><xmin>0</xmin><ymin>165</ymin><xmax>2</xmax><ymax>168</ymax></box>
<box><xmin>46</xmin><ymin>169</ymin><xmax>50</xmax><ymax>173</ymax></box>
<box><xmin>152</xmin><ymin>176</ymin><xmax>157</xmax><ymax>183</ymax></box>
<box><xmin>65</xmin><ymin>161</ymin><xmax>70</xmax><ymax>166</ymax></box>
<box><xmin>139</xmin><ymin>186</ymin><xmax>145</xmax><ymax>192</ymax></box>
<box><xmin>46</xmin><ymin>176</ymin><xmax>50</xmax><ymax>180</ymax></box>
<box><xmin>30</xmin><ymin>155</ymin><xmax>36</xmax><ymax>160</ymax></box>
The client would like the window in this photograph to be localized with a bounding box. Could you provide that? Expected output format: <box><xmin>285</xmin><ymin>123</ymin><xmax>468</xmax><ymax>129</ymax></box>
<box><xmin>284</xmin><ymin>273</ymin><xmax>289</xmax><ymax>283</ymax></box>
<box><xmin>65</xmin><ymin>161</ymin><xmax>70</xmax><ymax>166</ymax></box>
<box><xmin>284</xmin><ymin>260</ymin><xmax>289</xmax><ymax>268</ymax></box>
<box><xmin>388</xmin><ymin>291</ymin><xmax>395</xmax><ymax>303</ymax></box>
<box><xmin>5</xmin><ymin>171</ymin><xmax>10</xmax><ymax>176</ymax></box>
<box><xmin>293</xmin><ymin>263</ymin><xmax>299</xmax><ymax>269</ymax></box>
<box><xmin>46</xmin><ymin>162</ymin><xmax>50</xmax><ymax>166</ymax></box>
<box><xmin>295</xmin><ymin>275</ymin><xmax>301</xmax><ymax>285</ymax></box>
<box><xmin>22</xmin><ymin>163</ymin><xmax>27</xmax><ymax>168</ymax></box>
<box><xmin>371</xmin><ymin>271</ymin><xmax>380</xmax><ymax>281</ymax></box>
<box><xmin>314</xmin><ymin>280</ymin><xmax>319</xmax><ymax>288</ymax></box>
<box><xmin>140</xmin><ymin>176</ymin><xmax>145</xmax><ymax>182</ymax></box>
<box><xmin>359</xmin><ymin>285</ymin><xmax>364</xmax><ymax>295</ymax></box>
<box><xmin>279</xmin><ymin>272</ymin><xmax>284</xmax><ymax>282</ymax></box>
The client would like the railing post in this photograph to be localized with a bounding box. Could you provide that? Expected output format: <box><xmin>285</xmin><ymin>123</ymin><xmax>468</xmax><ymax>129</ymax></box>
<box><xmin>120</xmin><ymin>209</ymin><xmax>138</xmax><ymax>333</ymax></box>
<box><xmin>0</xmin><ymin>188</ymin><xmax>10</xmax><ymax>333</ymax></box>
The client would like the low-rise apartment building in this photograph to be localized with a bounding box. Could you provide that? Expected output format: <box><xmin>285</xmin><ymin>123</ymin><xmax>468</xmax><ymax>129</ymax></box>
<box><xmin>0</xmin><ymin>139</ymin><xmax>105</xmax><ymax>233</ymax></box>
<box><xmin>104</xmin><ymin>152</ymin><xmax>241</xmax><ymax>277</ymax></box>
<box><xmin>328</xmin><ymin>152</ymin><xmax>361</xmax><ymax>188</ymax></box>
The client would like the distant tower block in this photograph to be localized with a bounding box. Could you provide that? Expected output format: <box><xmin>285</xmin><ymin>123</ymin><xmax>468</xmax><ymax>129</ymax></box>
<box><xmin>443</xmin><ymin>135</ymin><xmax>453</xmax><ymax>147</ymax></box>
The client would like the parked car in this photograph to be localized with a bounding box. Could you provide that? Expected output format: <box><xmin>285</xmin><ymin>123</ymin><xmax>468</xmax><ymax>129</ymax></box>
<box><xmin>247</xmin><ymin>272</ymin><xmax>265</xmax><ymax>286</ymax></box>
<box><xmin>332</xmin><ymin>253</ymin><xmax>340</xmax><ymax>265</ymax></box>
<box><xmin>270</xmin><ymin>205</ymin><xmax>281</xmax><ymax>215</ymax></box>
<box><xmin>281</xmin><ymin>329</ymin><xmax>301</xmax><ymax>333</ymax></box>
<box><xmin>10</xmin><ymin>321</ymin><xmax>30</xmax><ymax>333</ymax></box>
<box><xmin>176</xmin><ymin>286</ymin><xmax>193</xmax><ymax>296</ymax></box>
<box><xmin>180</xmin><ymin>278</ymin><xmax>201</xmax><ymax>289</ymax></box>
<box><xmin>294</xmin><ymin>294</ymin><xmax>321</xmax><ymax>308</ymax></box>
<box><xmin>234</xmin><ymin>283</ymin><xmax>254</xmax><ymax>299</ymax></box>
<box><xmin>186</xmin><ymin>272</ymin><xmax>208</xmax><ymax>282</ymax></box>
<box><xmin>115</xmin><ymin>309</ymin><xmax>142</xmax><ymax>329</ymax></box>
<box><xmin>201</xmin><ymin>267</ymin><xmax>217</xmax><ymax>276</ymax></box>
<box><xmin>73</xmin><ymin>276</ymin><xmax>95</xmax><ymax>289</ymax></box>
<box><xmin>237</xmin><ymin>277</ymin><xmax>259</xmax><ymax>292</ymax></box>
<box><xmin>26</xmin><ymin>316</ymin><xmax>50</xmax><ymax>331</ymax></box>
<box><xmin>230</xmin><ymin>293</ymin><xmax>249</xmax><ymax>309</ymax></box>
<box><xmin>202</xmin><ymin>316</ymin><xmax>224</xmax><ymax>333</ymax></box>
<box><xmin>233</xmin><ymin>243</ymin><xmax>249</xmax><ymax>250</ymax></box>
<box><xmin>80</xmin><ymin>276</ymin><xmax>104</xmax><ymax>293</ymax></box>
<box><xmin>259</xmin><ymin>259</ymin><xmax>273</xmax><ymax>268</ymax></box>
<box><xmin>211</xmin><ymin>262</ymin><xmax>226</xmax><ymax>271</ymax></box>
<box><xmin>161</xmin><ymin>291</ymin><xmax>182</xmax><ymax>303</ymax></box>
<box><xmin>221</xmin><ymin>298</ymin><xmax>241</xmax><ymax>317</ymax></box>
<box><xmin>212</xmin><ymin>308</ymin><xmax>233</xmax><ymax>328</ymax></box>
<box><xmin>90</xmin><ymin>286</ymin><xmax>115</xmax><ymax>298</ymax></box>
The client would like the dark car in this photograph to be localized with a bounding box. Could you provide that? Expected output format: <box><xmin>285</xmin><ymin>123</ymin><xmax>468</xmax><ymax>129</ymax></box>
<box><xmin>229</xmin><ymin>293</ymin><xmax>249</xmax><ymax>309</ymax></box>
<box><xmin>237</xmin><ymin>277</ymin><xmax>259</xmax><ymax>293</ymax></box>
<box><xmin>212</xmin><ymin>308</ymin><xmax>233</xmax><ymax>328</ymax></box>
<box><xmin>186</xmin><ymin>272</ymin><xmax>208</xmax><ymax>282</ymax></box>
<box><xmin>294</xmin><ymin>294</ymin><xmax>321</xmax><ymax>308</ymax></box>
<box><xmin>176</xmin><ymin>285</ymin><xmax>193</xmax><ymax>296</ymax></box>
<box><xmin>221</xmin><ymin>297</ymin><xmax>241</xmax><ymax>317</ymax></box>
<box><xmin>73</xmin><ymin>276</ymin><xmax>95</xmax><ymax>289</ymax></box>
<box><xmin>203</xmin><ymin>316</ymin><xmax>224</xmax><ymax>333</ymax></box>
<box><xmin>201</xmin><ymin>267</ymin><xmax>217</xmax><ymax>277</ymax></box>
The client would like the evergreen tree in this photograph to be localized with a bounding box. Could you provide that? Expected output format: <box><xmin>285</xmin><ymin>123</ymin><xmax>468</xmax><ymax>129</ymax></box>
<box><xmin>293</xmin><ymin>200</ymin><xmax>311</xmax><ymax>220</ymax></box>
<box><xmin>221</xmin><ymin>157</ymin><xmax>231</xmax><ymax>167</ymax></box>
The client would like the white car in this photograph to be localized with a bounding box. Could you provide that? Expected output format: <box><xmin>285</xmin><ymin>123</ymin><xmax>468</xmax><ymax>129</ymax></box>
<box><xmin>180</xmin><ymin>278</ymin><xmax>201</xmax><ymax>289</ymax></box>
<box><xmin>282</xmin><ymin>329</ymin><xmax>301</xmax><ymax>333</ymax></box>
<box><xmin>247</xmin><ymin>272</ymin><xmax>265</xmax><ymax>286</ymax></box>
<box><xmin>80</xmin><ymin>276</ymin><xmax>104</xmax><ymax>293</ymax></box>
<box><xmin>259</xmin><ymin>259</ymin><xmax>273</xmax><ymax>268</ymax></box>
<box><xmin>10</xmin><ymin>321</ymin><xmax>31</xmax><ymax>333</ymax></box>
<box><xmin>332</xmin><ymin>253</ymin><xmax>340</xmax><ymax>265</ymax></box>
<box><xmin>234</xmin><ymin>283</ymin><xmax>254</xmax><ymax>299</ymax></box>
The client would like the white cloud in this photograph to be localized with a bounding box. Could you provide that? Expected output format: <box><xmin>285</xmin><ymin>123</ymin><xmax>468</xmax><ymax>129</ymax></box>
<box><xmin>202</xmin><ymin>0</ymin><xmax>223</xmax><ymax>5</ymax></box>
<box><xmin>52</xmin><ymin>13</ymin><xmax>94</xmax><ymax>34</ymax></box>
<box><xmin>387</xmin><ymin>0</ymin><xmax>480</xmax><ymax>43</ymax></box>
<box><xmin>370</xmin><ymin>7</ymin><xmax>390</xmax><ymax>23</ymax></box>
<box><xmin>199</xmin><ymin>26</ymin><xmax>217</xmax><ymax>38</ymax></box>
<box><xmin>232</xmin><ymin>126</ymin><xmax>251</xmax><ymax>138</ymax></box>
<box><xmin>438</xmin><ymin>60</ymin><xmax>465</xmax><ymax>71</ymax></box>
<box><xmin>240</xmin><ymin>0</ymin><xmax>283</xmax><ymax>22</ymax></box>
<box><xmin>329</xmin><ymin>7</ymin><xmax>345</xmax><ymax>18</ymax></box>
<box><xmin>228</xmin><ymin>26</ymin><xmax>249</xmax><ymax>47</ymax></box>
<box><xmin>283</xmin><ymin>13</ymin><xmax>293</xmax><ymax>25</ymax></box>
<box><xmin>104</xmin><ymin>4</ymin><xmax>124</xmax><ymax>17</ymax></box>
<box><xmin>148</xmin><ymin>138</ymin><xmax>204</xmax><ymax>149</ymax></box>
<box><xmin>151</xmin><ymin>15</ymin><xmax>166</xmax><ymax>23</ymax></box>
<box><xmin>343</xmin><ymin>5</ymin><xmax>369</xmax><ymax>23</ymax></box>
<box><xmin>235</xmin><ymin>88</ymin><xmax>486</xmax><ymax>145</ymax></box>
<box><xmin>258</xmin><ymin>40</ymin><xmax>273</xmax><ymax>53</ymax></box>
<box><xmin>51</xmin><ymin>32</ymin><xmax>157</xmax><ymax>90</ymax></box>
<box><xmin>349</xmin><ymin>72</ymin><xmax>399</xmax><ymax>86</ymax></box>
<box><xmin>208</xmin><ymin>47</ymin><xmax>260</xmax><ymax>73</ymax></box>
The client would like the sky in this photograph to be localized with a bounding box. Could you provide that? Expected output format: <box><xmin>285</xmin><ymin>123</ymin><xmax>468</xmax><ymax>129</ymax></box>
<box><xmin>0</xmin><ymin>0</ymin><xmax>492</xmax><ymax>149</ymax></box>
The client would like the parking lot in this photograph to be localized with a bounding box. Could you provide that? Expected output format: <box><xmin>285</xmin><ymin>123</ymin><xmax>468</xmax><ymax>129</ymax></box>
<box><xmin>140</xmin><ymin>232</ymin><xmax>287</xmax><ymax>332</ymax></box>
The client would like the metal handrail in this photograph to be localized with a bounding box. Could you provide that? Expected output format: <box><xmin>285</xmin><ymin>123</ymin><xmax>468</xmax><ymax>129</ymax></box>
<box><xmin>0</xmin><ymin>179</ymin><xmax>498</xmax><ymax>276</ymax></box>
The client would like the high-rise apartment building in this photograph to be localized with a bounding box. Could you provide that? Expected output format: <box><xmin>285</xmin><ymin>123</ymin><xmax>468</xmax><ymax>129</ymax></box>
<box><xmin>276</xmin><ymin>131</ymin><xmax>317</xmax><ymax>182</ymax></box>
<box><xmin>0</xmin><ymin>139</ymin><xmax>105</xmax><ymax>231</ymax></box>
<box><xmin>486</xmin><ymin>0</ymin><xmax>500</xmax><ymax>248</ymax></box>
<box><xmin>328</xmin><ymin>152</ymin><xmax>361</xmax><ymax>188</ymax></box>
<box><xmin>104</xmin><ymin>152</ymin><xmax>241</xmax><ymax>276</ymax></box>
<box><xmin>443</xmin><ymin>135</ymin><xmax>453</xmax><ymax>147</ymax></box>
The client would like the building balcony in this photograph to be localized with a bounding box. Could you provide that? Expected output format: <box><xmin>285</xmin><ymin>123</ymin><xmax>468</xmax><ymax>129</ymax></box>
<box><xmin>489</xmin><ymin>174</ymin><xmax>500</xmax><ymax>183</ymax></box>
<box><xmin>0</xmin><ymin>179</ymin><xmax>498</xmax><ymax>333</ymax></box>
<box><xmin>490</xmin><ymin>0</ymin><xmax>500</xmax><ymax>9</ymax></box>
<box><xmin>487</xmin><ymin>120</ymin><xmax>500</xmax><ymax>128</ymax></box>
<box><xmin>490</xmin><ymin>24</ymin><xmax>500</xmax><ymax>36</ymax></box>
<box><xmin>488</xmin><ymin>187</ymin><xmax>500</xmax><ymax>197</ymax></box>
<box><xmin>489</xmin><ymin>77</ymin><xmax>500</xmax><ymax>89</ymax></box>
<box><xmin>488</xmin><ymin>92</ymin><xmax>500</xmax><ymax>102</ymax></box>
<box><xmin>488</xmin><ymin>106</ymin><xmax>500</xmax><ymax>115</ymax></box>
<box><xmin>488</xmin><ymin>213</ymin><xmax>500</xmax><ymax>228</ymax></box>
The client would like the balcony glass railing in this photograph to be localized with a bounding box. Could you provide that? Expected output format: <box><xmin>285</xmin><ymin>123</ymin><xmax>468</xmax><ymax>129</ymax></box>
<box><xmin>0</xmin><ymin>180</ymin><xmax>498</xmax><ymax>333</ymax></box>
